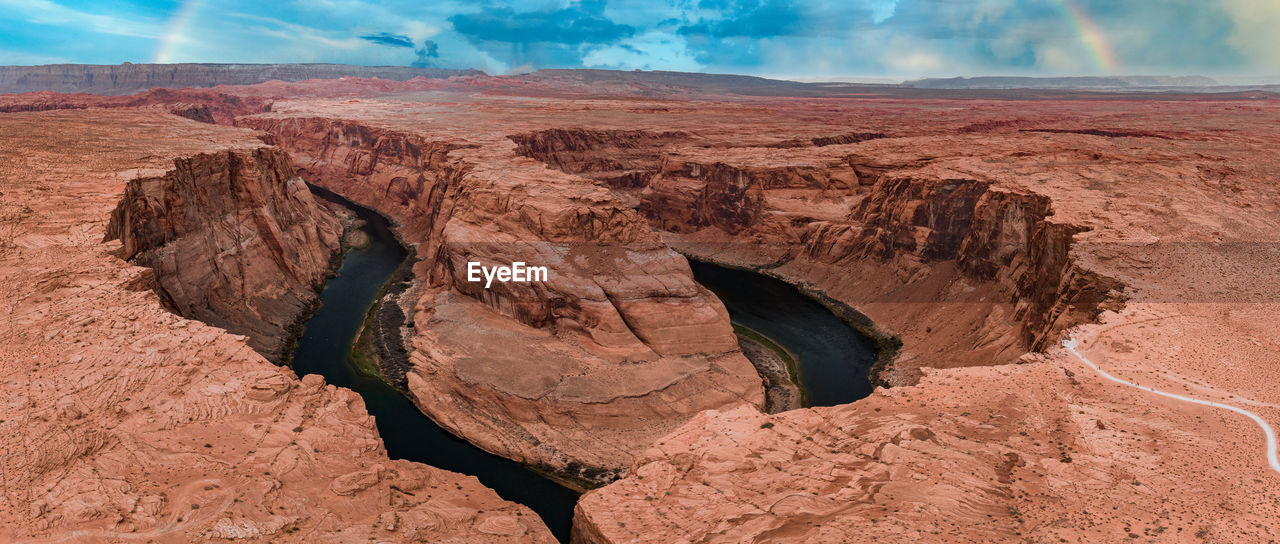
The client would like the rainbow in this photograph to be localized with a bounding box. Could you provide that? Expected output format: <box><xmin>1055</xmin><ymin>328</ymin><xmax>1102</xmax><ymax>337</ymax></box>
<box><xmin>1059</xmin><ymin>0</ymin><xmax>1118</xmax><ymax>73</ymax></box>
<box><xmin>152</xmin><ymin>0</ymin><xmax>204</xmax><ymax>63</ymax></box>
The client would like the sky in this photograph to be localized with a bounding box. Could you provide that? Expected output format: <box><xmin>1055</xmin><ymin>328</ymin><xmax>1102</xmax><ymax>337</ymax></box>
<box><xmin>0</xmin><ymin>0</ymin><xmax>1277</xmax><ymax>80</ymax></box>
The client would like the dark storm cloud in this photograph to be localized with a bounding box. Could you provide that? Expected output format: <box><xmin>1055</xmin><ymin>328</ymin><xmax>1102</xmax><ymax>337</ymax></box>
<box><xmin>449</xmin><ymin>0</ymin><xmax>634</xmax><ymax>46</ymax></box>
<box><xmin>413</xmin><ymin>39</ymin><xmax>439</xmax><ymax>67</ymax></box>
<box><xmin>674</xmin><ymin>0</ymin><xmax>881</xmax><ymax>69</ymax></box>
<box><xmin>448</xmin><ymin>0</ymin><xmax>635</xmax><ymax>69</ymax></box>
<box><xmin>680</xmin><ymin>0</ymin><xmax>875</xmax><ymax>38</ymax></box>
<box><xmin>360</xmin><ymin>32</ymin><xmax>415</xmax><ymax>48</ymax></box>
<box><xmin>681</xmin><ymin>0</ymin><xmax>807</xmax><ymax>38</ymax></box>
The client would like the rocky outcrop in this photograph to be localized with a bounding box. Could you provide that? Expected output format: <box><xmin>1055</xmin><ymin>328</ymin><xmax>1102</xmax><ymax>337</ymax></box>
<box><xmin>240</xmin><ymin>117</ymin><xmax>472</xmax><ymax>287</ymax></box>
<box><xmin>631</xmin><ymin>145</ymin><xmax>1123</xmax><ymax>380</ymax></box>
<box><xmin>0</xmin><ymin>63</ymin><xmax>480</xmax><ymax>95</ymax></box>
<box><xmin>1021</xmin><ymin>128</ymin><xmax>1171</xmax><ymax>139</ymax></box>
<box><xmin>105</xmin><ymin>147</ymin><xmax>342</xmax><ymax>361</ymax></box>
<box><xmin>811</xmin><ymin>131</ymin><xmax>886</xmax><ymax>147</ymax></box>
<box><xmin>243</xmin><ymin>115</ymin><xmax>764</xmax><ymax>484</ymax></box>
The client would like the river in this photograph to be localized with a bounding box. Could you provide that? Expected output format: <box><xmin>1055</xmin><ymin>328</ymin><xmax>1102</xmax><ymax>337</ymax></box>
<box><xmin>288</xmin><ymin>192</ymin><xmax>580</xmax><ymax>541</ymax></box>
<box><xmin>288</xmin><ymin>191</ymin><xmax>877</xmax><ymax>541</ymax></box>
<box><xmin>688</xmin><ymin>260</ymin><xmax>878</xmax><ymax>407</ymax></box>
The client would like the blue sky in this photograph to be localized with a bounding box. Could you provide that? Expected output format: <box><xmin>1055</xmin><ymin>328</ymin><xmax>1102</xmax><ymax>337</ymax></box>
<box><xmin>1</xmin><ymin>0</ymin><xmax>1277</xmax><ymax>78</ymax></box>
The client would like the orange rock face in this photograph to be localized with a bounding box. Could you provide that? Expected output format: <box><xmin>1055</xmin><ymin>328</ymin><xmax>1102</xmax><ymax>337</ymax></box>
<box><xmin>0</xmin><ymin>108</ymin><xmax>553</xmax><ymax>542</ymax></box>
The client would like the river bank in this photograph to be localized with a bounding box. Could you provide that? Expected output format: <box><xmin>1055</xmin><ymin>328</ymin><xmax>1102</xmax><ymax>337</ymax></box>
<box><xmin>733</xmin><ymin>324</ymin><xmax>805</xmax><ymax>412</ymax></box>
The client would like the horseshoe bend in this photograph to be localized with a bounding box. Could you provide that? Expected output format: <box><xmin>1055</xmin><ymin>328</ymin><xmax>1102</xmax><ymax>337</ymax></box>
<box><xmin>2</xmin><ymin>63</ymin><xmax>1280</xmax><ymax>542</ymax></box>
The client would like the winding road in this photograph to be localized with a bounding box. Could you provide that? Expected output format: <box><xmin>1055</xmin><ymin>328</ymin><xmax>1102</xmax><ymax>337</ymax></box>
<box><xmin>1063</xmin><ymin>336</ymin><xmax>1280</xmax><ymax>475</ymax></box>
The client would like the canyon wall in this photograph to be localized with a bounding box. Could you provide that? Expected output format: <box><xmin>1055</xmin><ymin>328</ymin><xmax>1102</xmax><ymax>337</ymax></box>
<box><xmin>510</xmin><ymin>128</ymin><xmax>688</xmax><ymax>188</ymax></box>
<box><xmin>105</xmin><ymin>147</ymin><xmax>342</xmax><ymax>361</ymax></box>
<box><xmin>511</xmin><ymin>130</ymin><xmax>1125</xmax><ymax>384</ymax></box>
<box><xmin>0</xmin><ymin>63</ymin><xmax>480</xmax><ymax>95</ymax></box>
<box><xmin>241</xmin><ymin>116</ymin><xmax>764</xmax><ymax>484</ymax></box>
<box><xmin>802</xmin><ymin>174</ymin><xmax>1124</xmax><ymax>351</ymax></box>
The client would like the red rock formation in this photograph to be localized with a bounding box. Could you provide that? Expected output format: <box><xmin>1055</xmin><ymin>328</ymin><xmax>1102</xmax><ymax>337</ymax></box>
<box><xmin>811</xmin><ymin>131</ymin><xmax>886</xmax><ymax>147</ymax></box>
<box><xmin>105</xmin><ymin>147</ymin><xmax>342</xmax><ymax>361</ymax></box>
<box><xmin>240</xmin><ymin>115</ymin><xmax>764</xmax><ymax>483</ymax></box>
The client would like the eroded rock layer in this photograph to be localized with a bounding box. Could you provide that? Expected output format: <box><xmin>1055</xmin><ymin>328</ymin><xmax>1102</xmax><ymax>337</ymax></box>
<box><xmin>105</xmin><ymin>147</ymin><xmax>341</xmax><ymax>361</ymax></box>
<box><xmin>0</xmin><ymin>108</ymin><xmax>554</xmax><ymax>542</ymax></box>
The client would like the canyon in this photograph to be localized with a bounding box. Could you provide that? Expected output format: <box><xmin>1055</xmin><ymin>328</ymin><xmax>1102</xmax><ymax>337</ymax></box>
<box><xmin>2</xmin><ymin>70</ymin><xmax>1279</xmax><ymax>542</ymax></box>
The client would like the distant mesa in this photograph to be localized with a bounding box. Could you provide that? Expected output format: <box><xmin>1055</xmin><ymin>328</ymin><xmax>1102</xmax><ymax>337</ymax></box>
<box><xmin>0</xmin><ymin>63</ymin><xmax>481</xmax><ymax>95</ymax></box>
<box><xmin>907</xmin><ymin>75</ymin><xmax>1219</xmax><ymax>90</ymax></box>
<box><xmin>3</xmin><ymin>64</ymin><xmax>1273</xmax><ymax>100</ymax></box>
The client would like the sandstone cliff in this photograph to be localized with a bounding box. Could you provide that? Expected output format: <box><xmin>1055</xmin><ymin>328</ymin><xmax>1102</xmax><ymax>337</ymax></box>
<box><xmin>105</xmin><ymin>147</ymin><xmax>342</xmax><ymax>361</ymax></box>
<box><xmin>241</xmin><ymin>115</ymin><xmax>764</xmax><ymax>484</ymax></box>
<box><xmin>804</xmin><ymin>174</ymin><xmax>1124</xmax><ymax>351</ymax></box>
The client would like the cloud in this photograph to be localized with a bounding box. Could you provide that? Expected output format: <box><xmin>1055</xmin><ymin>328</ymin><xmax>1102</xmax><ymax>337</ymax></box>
<box><xmin>1219</xmin><ymin>0</ymin><xmax>1280</xmax><ymax>71</ymax></box>
<box><xmin>0</xmin><ymin>0</ymin><xmax>163</xmax><ymax>39</ymax></box>
<box><xmin>0</xmin><ymin>0</ymin><xmax>1276</xmax><ymax>77</ymax></box>
<box><xmin>447</xmin><ymin>0</ymin><xmax>635</xmax><ymax>70</ymax></box>
<box><xmin>412</xmin><ymin>39</ymin><xmax>439</xmax><ymax>67</ymax></box>
<box><xmin>679</xmin><ymin>0</ymin><xmax>808</xmax><ymax>38</ymax></box>
<box><xmin>449</xmin><ymin>0</ymin><xmax>634</xmax><ymax>45</ymax></box>
<box><xmin>679</xmin><ymin>1</ymin><xmax>878</xmax><ymax>39</ymax></box>
<box><xmin>582</xmin><ymin>31</ymin><xmax>703</xmax><ymax>71</ymax></box>
<box><xmin>360</xmin><ymin>32</ymin><xmax>414</xmax><ymax>48</ymax></box>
